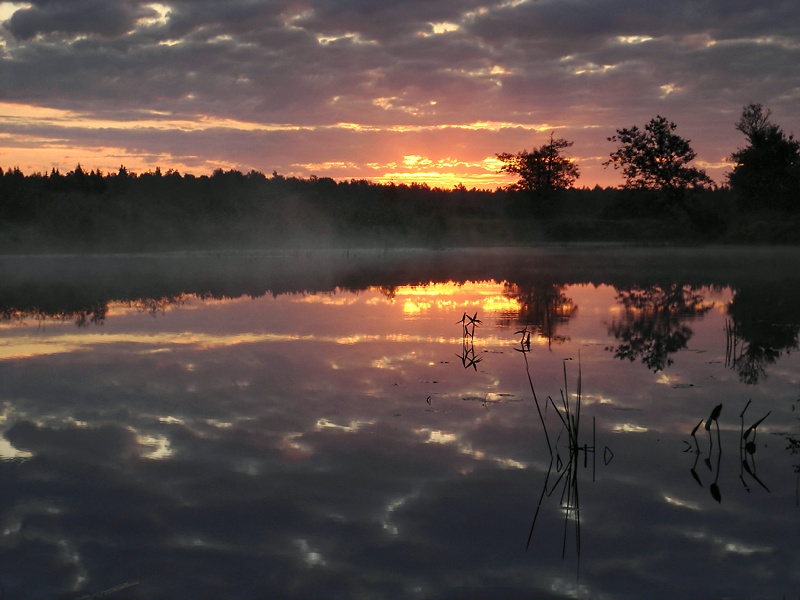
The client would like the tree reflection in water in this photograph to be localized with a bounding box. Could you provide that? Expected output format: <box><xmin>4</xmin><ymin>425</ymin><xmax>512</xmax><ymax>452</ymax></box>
<box><xmin>784</xmin><ymin>397</ymin><xmax>800</xmax><ymax>498</ymax></box>
<box><xmin>607</xmin><ymin>284</ymin><xmax>713</xmax><ymax>371</ymax></box>
<box><xmin>0</xmin><ymin>301</ymin><xmax>109</xmax><ymax>327</ymax></box>
<box><xmin>0</xmin><ymin>295</ymin><xmax>190</xmax><ymax>328</ymax></box>
<box><xmin>725</xmin><ymin>284</ymin><xmax>800</xmax><ymax>384</ymax></box>
<box><xmin>502</xmin><ymin>282</ymin><xmax>577</xmax><ymax>347</ymax></box>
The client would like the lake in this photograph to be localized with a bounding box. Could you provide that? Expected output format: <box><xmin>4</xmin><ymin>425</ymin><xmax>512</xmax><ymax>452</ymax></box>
<box><xmin>1</xmin><ymin>247</ymin><xmax>799</xmax><ymax>599</ymax></box>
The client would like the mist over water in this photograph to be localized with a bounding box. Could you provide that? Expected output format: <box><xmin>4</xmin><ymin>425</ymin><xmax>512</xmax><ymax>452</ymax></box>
<box><xmin>1</xmin><ymin>247</ymin><xmax>799</xmax><ymax>599</ymax></box>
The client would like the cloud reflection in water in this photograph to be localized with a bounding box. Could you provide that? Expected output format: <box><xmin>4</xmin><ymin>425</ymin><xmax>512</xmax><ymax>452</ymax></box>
<box><xmin>0</xmin><ymin>280</ymin><xmax>798</xmax><ymax>599</ymax></box>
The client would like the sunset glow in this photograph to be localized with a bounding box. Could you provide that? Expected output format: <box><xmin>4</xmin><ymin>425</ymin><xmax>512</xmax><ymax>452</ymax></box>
<box><xmin>394</xmin><ymin>281</ymin><xmax>522</xmax><ymax>315</ymax></box>
<box><xmin>1</xmin><ymin>1</ymin><xmax>797</xmax><ymax>188</ymax></box>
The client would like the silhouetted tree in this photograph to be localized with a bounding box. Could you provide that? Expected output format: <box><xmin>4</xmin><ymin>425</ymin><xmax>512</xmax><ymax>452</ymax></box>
<box><xmin>497</xmin><ymin>133</ymin><xmax>580</xmax><ymax>194</ymax></box>
<box><xmin>728</xmin><ymin>103</ymin><xmax>800</xmax><ymax>212</ymax></box>
<box><xmin>605</xmin><ymin>116</ymin><xmax>713</xmax><ymax>205</ymax></box>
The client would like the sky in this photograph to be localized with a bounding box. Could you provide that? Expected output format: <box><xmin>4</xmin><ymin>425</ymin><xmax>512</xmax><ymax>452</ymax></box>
<box><xmin>0</xmin><ymin>0</ymin><xmax>798</xmax><ymax>189</ymax></box>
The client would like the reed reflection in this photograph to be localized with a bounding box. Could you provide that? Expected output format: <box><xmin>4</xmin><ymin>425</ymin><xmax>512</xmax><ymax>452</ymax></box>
<box><xmin>684</xmin><ymin>400</ymin><xmax>776</xmax><ymax>503</ymax></box>
<box><xmin>607</xmin><ymin>284</ymin><xmax>712</xmax><ymax>371</ymax></box>
<box><xmin>456</xmin><ymin>311</ymin><xmax>482</xmax><ymax>370</ymax></box>
<box><xmin>739</xmin><ymin>400</ymin><xmax>771</xmax><ymax>493</ymax></box>
<box><xmin>685</xmin><ymin>404</ymin><xmax>722</xmax><ymax>502</ymax></box>
<box><xmin>518</xmin><ymin>330</ymin><xmax>610</xmax><ymax>567</ymax></box>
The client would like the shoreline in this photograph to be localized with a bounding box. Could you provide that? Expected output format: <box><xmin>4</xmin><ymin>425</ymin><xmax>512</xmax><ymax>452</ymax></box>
<box><xmin>2</xmin><ymin>238</ymin><xmax>799</xmax><ymax>260</ymax></box>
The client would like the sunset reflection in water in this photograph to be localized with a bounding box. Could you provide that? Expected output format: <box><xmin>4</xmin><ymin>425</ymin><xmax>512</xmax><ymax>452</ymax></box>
<box><xmin>0</xmin><ymin>278</ymin><xmax>798</xmax><ymax>599</ymax></box>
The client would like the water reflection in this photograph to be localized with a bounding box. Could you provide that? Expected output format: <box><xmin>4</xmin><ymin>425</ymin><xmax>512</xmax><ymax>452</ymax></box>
<box><xmin>739</xmin><ymin>400</ymin><xmax>771</xmax><ymax>493</ymax></box>
<box><xmin>1</xmin><ymin>250</ymin><xmax>800</xmax><ymax>599</ymax></box>
<box><xmin>607</xmin><ymin>284</ymin><xmax>713</xmax><ymax>371</ymax></box>
<box><xmin>684</xmin><ymin>399</ymin><xmax>781</xmax><ymax>504</ymax></box>
<box><xmin>522</xmin><ymin>348</ymin><xmax>606</xmax><ymax>570</ymax></box>
<box><xmin>786</xmin><ymin>398</ymin><xmax>800</xmax><ymax>491</ymax></box>
<box><xmin>685</xmin><ymin>403</ymin><xmax>723</xmax><ymax>503</ymax></box>
<box><xmin>502</xmin><ymin>283</ymin><xmax>577</xmax><ymax>346</ymax></box>
<box><xmin>725</xmin><ymin>283</ymin><xmax>800</xmax><ymax>384</ymax></box>
<box><xmin>0</xmin><ymin>294</ymin><xmax>190</xmax><ymax>329</ymax></box>
<box><xmin>456</xmin><ymin>312</ymin><xmax>483</xmax><ymax>370</ymax></box>
<box><xmin>4</xmin><ymin>255</ymin><xmax>800</xmax><ymax>386</ymax></box>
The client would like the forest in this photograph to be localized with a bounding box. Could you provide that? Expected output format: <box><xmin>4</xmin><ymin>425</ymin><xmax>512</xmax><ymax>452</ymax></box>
<box><xmin>1</xmin><ymin>104</ymin><xmax>798</xmax><ymax>252</ymax></box>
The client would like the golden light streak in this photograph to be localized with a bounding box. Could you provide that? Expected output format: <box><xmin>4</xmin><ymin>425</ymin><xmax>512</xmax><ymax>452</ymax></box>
<box><xmin>0</xmin><ymin>437</ymin><xmax>33</xmax><ymax>460</ymax></box>
<box><xmin>393</xmin><ymin>281</ymin><xmax>490</xmax><ymax>297</ymax></box>
<box><xmin>659</xmin><ymin>83</ymin><xmax>682</xmax><ymax>98</ymax></box>
<box><xmin>403</xmin><ymin>300</ymin><xmax>431</xmax><ymax>315</ymax></box>
<box><xmin>0</xmin><ymin>140</ymin><xmax>196</xmax><ymax>175</ymax></box>
<box><xmin>697</xmin><ymin>158</ymin><xmax>731</xmax><ymax>170</ymax></box>
<box><xmin>1</xmin><ymin>283</ymin><xmax>526</xmax><ymax>361</ymax></box>
<box><xmin>293</xmin><ymin>160</ymin><xmax>362</xmax><ymax>172</ymax></box>
<box><xmin>0</xmin><ymin>2</ymin><xmax>27</xmax><ymax>23</ymax></box>
<box><xmin>612</xmin><ymin>423</ymin><xmax>648</xmax><ymax>433</ymax></box>
<box><xmin>416</xmin><ymin>426</ymin><xmax>527</xmax><ymax>468</ymax></box>
<box><xmin>424</xmin><ymin>430</ymin><xmax>458</xmax><ymax>444</ymax></box>
<box><xmin>295</xmin><ymin>294</ymin><xmax>361</xmax><ymax>306</ymax></box>
<box><xmin>0</xmin><ymin>103</ymin><xmax>607</xmax><ymax>189</ymax></box>
<box><xmin>571</xmin><ymin>62</ymin><xmax>618</xmax><ymax>76</ymax></box>
<box><xmin>0</xmin><ymin>102</ymin><xmax>308</xmax><ymax>133</ymax></box>
<box><xmin>656</xmin><ymin>373</ymin><xmax>676</xmax><ymax>386</ymax></box>
<box><xmin>0</xmin><ymin>100</ymin><xmax>562</xmax><ymax>185</ymax></box>
<box><xmin>430</xmin><ymin>22</ymin><xmax>460</xmax><ymax>35</ymax></box>
<box><xmin>717</xmin><ymin>35</ymin><xmax>800</xmax><ymax>51</ymax></box>
<box><xmin>0</xmin><ymin>102</ymin><xmax>553</xmax><ymax>139</ymax></box>
<box><xmin>316</xmin><ymin>32</ymin><xmax>377</xmax><ymax>46</ymax></box>
<box><xmin>0</xmin><ymin>332</ymin><xmax>312</xmax><ymax>361</ymax></box>
<box><xmin>315</xmin><ymin>418</ymin><xmax>372</xmax><ymax>432</ymax></box>
<box><xmin>282</xmin><ymin>8</ymin><xmax>314</xmax><ymax>30</ymax></box>
<box><xmin>483</xmin><ymin>295</ymin><xmax>521</xmax><ymax>313</ymax></box>
<box><xmin>0</xmin><ymin>328</ymin><xmax>499</xmax><ymax>361</ymax></box>
<box><xmin>136</xmin><ymin>432</ymin><xmax>173</xmax><ymax>459</ymax></box>
<box><xmin>349</xmin><ymin>154</ymin><xmax>510</xmax><ymax>188</ymax></box>
<box><xmin>402</xmin><ymin>155</ymin><xmax>429</xmax><ymax>168</ymax></box>
<box><xmin>137</xmin><ymin>3</ymin><xmax>171</xmax><ymax>28</ymax></box>
<box><xmin>335</xmin><ymin>334</ymin><xmax>382</xmax><ymax>345</ymax></box>
<box><xmin>616</xmin><ymin>35</ymin><xmax>654</xmax><ymax>44</ymax></box>
<box><xmin>395</xmin><ymin>281</ymin><xmax>522</xmax><ymax>315</ymax></box>
<box><xmin>443</xmin><ymin>65</ymin><xmax>513</xmax><ymax>80</ymax></box>
<box><xmin>371</xmin><ymin>170</ymin><xmax>507</xmax><ymax>190</ymax></box>
<box><xmin>662</xmin><ymin>494</ymin><xmax>700</xmax><ymax>510</ymax></box>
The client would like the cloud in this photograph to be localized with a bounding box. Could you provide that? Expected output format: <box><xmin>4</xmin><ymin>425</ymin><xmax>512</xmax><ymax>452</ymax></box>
<box><xmin>0</xmin><ymin>0</ymin><xmax>798</xmax><ymax>186</ymax></box>
<box><xmin>5</xmin><ymin>0</ymin><xmax>147</xmax><ymax>40</ymax></box>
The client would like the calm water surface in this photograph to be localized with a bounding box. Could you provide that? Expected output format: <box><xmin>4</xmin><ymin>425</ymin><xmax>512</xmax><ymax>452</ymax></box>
<box><xmin>1</xmin><ymin>248</ymin><xmax>798</xmax><ymax>599</ymax></box>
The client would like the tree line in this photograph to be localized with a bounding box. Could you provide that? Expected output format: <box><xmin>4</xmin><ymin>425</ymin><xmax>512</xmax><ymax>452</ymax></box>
<box><xmin>0</xmin><ymin>103</ymin><xmax>798</xmax><ymax>252</ymax></box>
<box><xmin>497</xmin><ymin>103</ymin><xmax>799</xmax><ymax>214</ymax></box>
<box><xmin>0</xmin><ymin>166</ymin><xmax>511</xmax><ymax>251</ymax></box>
